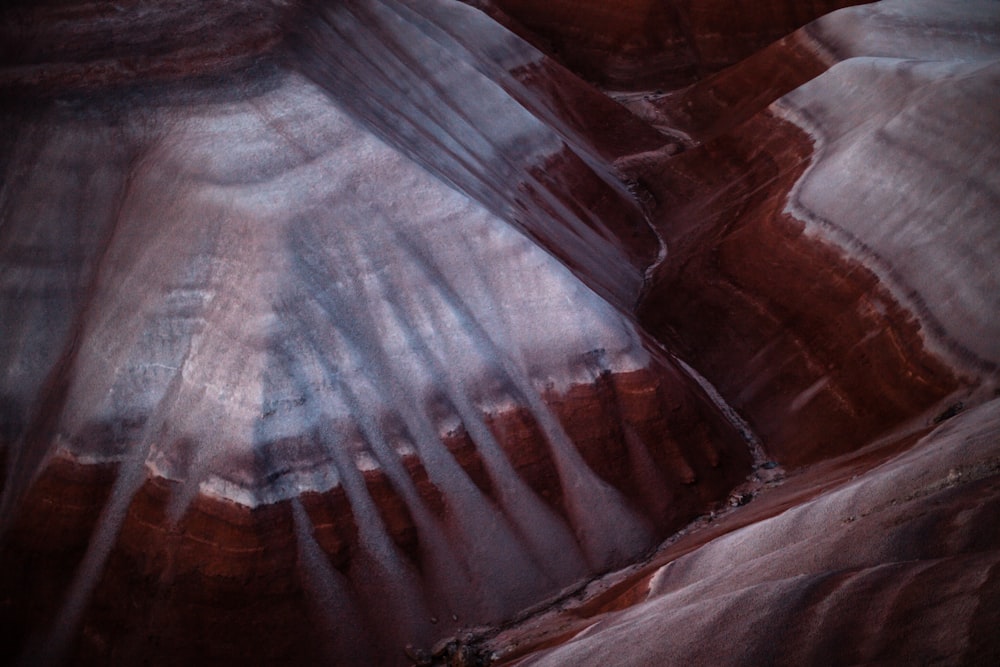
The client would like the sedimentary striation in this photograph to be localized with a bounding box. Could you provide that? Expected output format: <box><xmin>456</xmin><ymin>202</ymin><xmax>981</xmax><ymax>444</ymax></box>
<box><xmin>1</xmin><ymin>0</ymin><xmax>998</xmax><ymax>665</ymax></box>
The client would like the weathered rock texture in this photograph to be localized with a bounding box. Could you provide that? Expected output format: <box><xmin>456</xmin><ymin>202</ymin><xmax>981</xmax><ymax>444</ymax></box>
<box><xmin>627</xmin><ymin>0</ymin><xmax>1000</xmax><ymax>464</ymax></box>
<box><xmin>1</xmin><ymin>0</ymin><xmax>999</xmax><ymax>665</ymax></box>
<box><xmin>491</xmin><ymin>398</ymin><xmax>1000</xmax><ymax>666</ymax></box>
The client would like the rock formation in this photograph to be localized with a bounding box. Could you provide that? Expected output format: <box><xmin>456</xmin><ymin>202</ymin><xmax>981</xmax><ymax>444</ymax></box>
<box><xmin>1</xmin><ymin>0</ymin><xmax>998</xmax><ymax>665</ymax></box>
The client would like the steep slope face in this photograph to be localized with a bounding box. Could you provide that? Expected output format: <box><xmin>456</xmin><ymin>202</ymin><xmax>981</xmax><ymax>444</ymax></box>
<box><xmin>475</xmin><ymin>1</ymin><xmax>1000</xmax><ymax>662</ymax></box>
<box><xmin>290</xmin><ymin>0</ymin><xmax>665</xmax><ymax>310</ymax></box>
<box><xmin>0</xmin><ymin>1</ymin><xmax>752</xmax><ymax>665</ymax></box>
<box><xmin>1</xmin><ymin>0</ymin><xmax>999</xmax><ymax>665</ymax></box>
<box><xmin>627</xmin><ymin>0</ymin><xmax>1000</xmax><ymax>465</ymax></box>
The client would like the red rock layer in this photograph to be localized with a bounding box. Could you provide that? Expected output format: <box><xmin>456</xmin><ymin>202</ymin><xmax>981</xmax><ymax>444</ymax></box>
<box><xmin>624</xmin><ymin>112</ymin><xmax>960</xmax><ymax>466</ymax></box>
<box><xmin>486</xmin><ymin>400</ymin><xmax>1000</xmax><ymax>666</ymax></box>
<box><xmin>5</xmin><ymin>1</ymin><xmax>996</xmax><ymax>665</ymax></box>
<box><xmin>0</xmin><ymin>0</ymin><xmax>296</xmax><ymax>93</ymax></box>
<box><xmin>620</xmin><ymin>29</ymin><xmax>831</xmax><ymax>144</ymax></box>
<box><xmin>478</xmin><ymin>0</ymin><xmax>867</xmax><ymax>89</ymax></box>
<box><xmin>0</xmin><ymin>367</ymin><xmax>751</xmax><ymax>666</ymax></box>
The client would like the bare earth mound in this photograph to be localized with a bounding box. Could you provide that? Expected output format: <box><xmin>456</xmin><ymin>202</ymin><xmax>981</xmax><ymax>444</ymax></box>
<box><xmin>1</xmin><ymin>0</ymin><xmax>998</xmax><ymax>665</ymax></box>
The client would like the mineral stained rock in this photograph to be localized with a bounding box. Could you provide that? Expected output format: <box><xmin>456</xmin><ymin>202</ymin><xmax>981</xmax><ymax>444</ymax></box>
<box><xmin>1</xmin><ymin>0</ymin><xmax>998</xmax><ymax>665</ymax></box>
